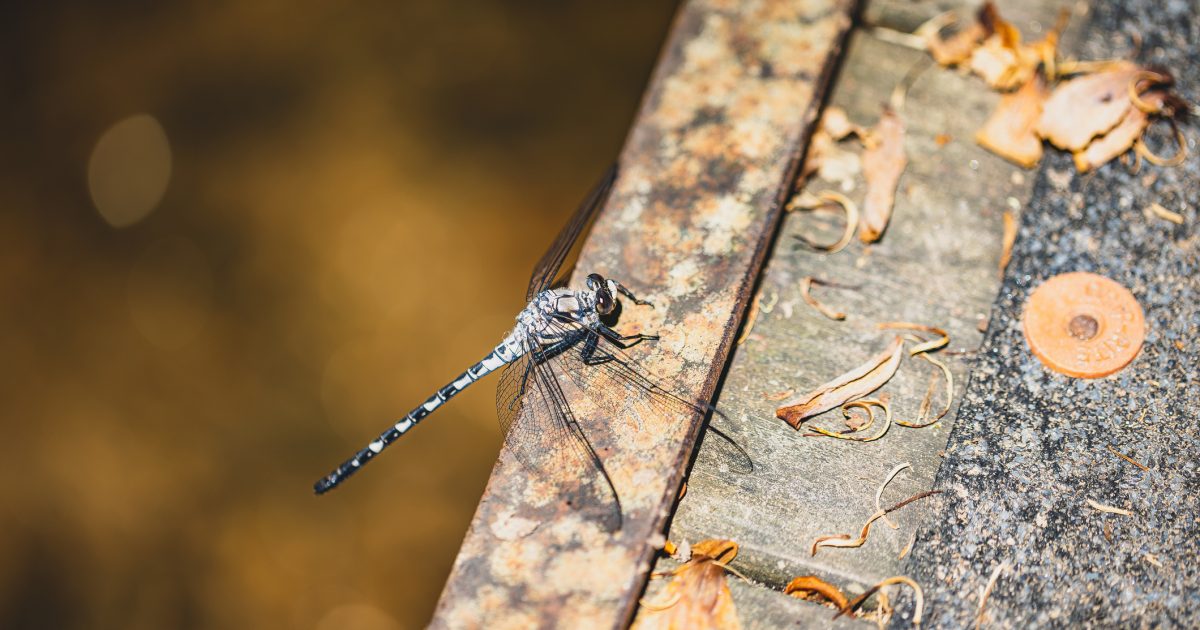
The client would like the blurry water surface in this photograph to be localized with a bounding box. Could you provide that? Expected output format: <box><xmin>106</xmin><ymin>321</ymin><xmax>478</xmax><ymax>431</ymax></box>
<box><xmin>0</xmin><ymin>2</ymin><xmax>677</xmax><ymax>627</ymax></box>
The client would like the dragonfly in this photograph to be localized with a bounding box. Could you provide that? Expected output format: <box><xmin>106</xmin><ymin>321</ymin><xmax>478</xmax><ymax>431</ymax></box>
<box><xmin>314</xmin><ymin>164</ymin><xmax>743</xmax><ymax>528</ymax></box>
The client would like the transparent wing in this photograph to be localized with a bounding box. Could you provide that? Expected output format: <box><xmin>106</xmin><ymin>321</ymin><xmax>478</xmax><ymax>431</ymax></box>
<box><xmin>525</xmin><ymin>164</ymin><xmax>618</xmax><ymax>301</ymax></box>
<box><xmin>542</xmin><ymin>318</ymin><xmax>755</xmax><ymax>476</ymax></box>
<box><xmin>495</xmin><ymin>330</ymin><xmax>623</xmax><ymax>529</ymax></box>
<box><xmin>492</xmin><ymin>318</ymin><xmax>753</xmax><ymax>531</ymax></box>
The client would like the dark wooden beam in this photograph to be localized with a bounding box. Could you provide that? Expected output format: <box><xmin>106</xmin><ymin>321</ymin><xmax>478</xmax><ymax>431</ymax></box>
<box><xmin>432</xmin><ymin>1</ymin><xmax>855</xmax><ymax>626</ymax></box>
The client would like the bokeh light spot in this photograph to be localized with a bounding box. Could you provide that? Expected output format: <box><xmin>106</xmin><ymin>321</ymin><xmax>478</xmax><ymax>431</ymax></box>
<box><xmin>88</xmin><ymin>114</ymin><xmax>172</xmax><ymax>227</ymax></box>
<box><xmin>127</xmin><ymin>238</ymin><xmax>213</xmax><ymax>349</ymax></box>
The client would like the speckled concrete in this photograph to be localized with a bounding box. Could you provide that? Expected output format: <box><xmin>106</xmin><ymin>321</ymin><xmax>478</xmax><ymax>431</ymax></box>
<box><xmin>898</xmin><ymin>1</ymin><xmax>1200</xmax><ymax>627</ymax></box>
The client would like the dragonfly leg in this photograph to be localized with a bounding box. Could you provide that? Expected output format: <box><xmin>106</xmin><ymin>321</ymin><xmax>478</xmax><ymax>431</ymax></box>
<box><xmin>612</xmin><ymin>280</ymin><xmax>653</xmax><ymax>307</ymax></box>
<box><xmin>594</xmin><ymin>323</ymin><xmax>659</xmax><ymax>347</ymax></box>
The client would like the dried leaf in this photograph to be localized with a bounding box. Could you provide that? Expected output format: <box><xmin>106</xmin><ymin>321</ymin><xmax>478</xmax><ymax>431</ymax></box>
<box><xmin>789</xmin><ymin>191</ymin><xmax>859</xmax><ymax>254</ymax></box>
<box><xmin>1134</xmin><ymin>121</ymin><xmax>1188</xmax><ymax>167</ymax></box>
<box><xmin>1073</xmin><ymin>91</ymin><xmax>1164</xmax><ymax>172</ymax></box>
<box><xmin>785</xmin><ymin>576</ymin><xmax>849</xmax><ymax>612</ymax></box>
<box><xmin>1105</xmin><ymin>445</ymin><xmax>1150</xmax><ymax>471</ymax></box>
<box><xmin>776</xmin><ymin>336</ymin><xmax>905</xmax><ymax>428</ymax></box>
<box><xmin>860</xmin><ymin>108</ymin><xmax>906</xmax><ymax>243</ymax></box>
<box><xmin>736</xmin><ymin>291</ymin><xmax>776</xmax><ymax>345</ymax></box>
<box><xmin>876</xmin><ymin>463</ymin><xmax>911</xmax><ymax>530</ymax></box>
<box><xmin>1145</xmin><ymin>202</ymin><xmax>1184</xmax><ymax>226</ymax></box>
<box><xmin>976</xmin><ymin>74</ymin><xmax>1049</xmax><ymax>168</ymax></box>
<box><xmin>999</xmin><ymin>209</ymin><xmax>1018</xmax><ymax>273</ymax></box>
<box><xmin>1086</xmin><ymin>499</ymin><xmax>1133</xmax><ymax>517</ymax></box>
<box><xmin>763</xmin><ymin>389</ymin><xmax>796</xmax><ymax>402</ymax></box>
<box><xmin>799</xmin><ymin>276</ymin><xmax>853</xmax><ymax>321</ymax></box>
<box><xmin>922</xmin><ymin>5</ymin><xmax>997</xmax><ymax>67</ymax></box>
<box><xmin>840</xmin><ymin>576</ymin><xmax>925</xmax><ymax>626</ymax></box>
<box><xmin>821</xmin><ymin>106</ymin><xmax>861</xmax><ymax>141</ymax></box>
<box><xmin>804</xmin><ymin>399</ymin><xmax>892</xmax><ymax>442</ymax></box>
<box><xmin>967</xmin><ymin>6</ymin><xmax>1061</xmax><ymax>91</ymax></box>
<box><xmin>813</xmin><ymin>491</ymin><xmax>941</xmax><ymax>557</ymax></box>
<box><xmin>877</xmin><ymin>322</ymin><xmax>949</xmax><ymax>355</ymax></box>
<box><xmin>1037</xmin><ymin>62</ymin><xmax>1140</xmax><ymax>151</ymax></box>
<box><xmin>633</xmin><ymin>540</ymin><xmax>741</xmax><ymax>630</ymax></box>
<box><xmin>896</xmin><ymin>352</ymin><xmax>953</xmax><ymax>428</ymax></box>
<box><xmin>975</xmin><ymin>561</ymin><xmax>1009</xmax><ymax>630</ymax></box>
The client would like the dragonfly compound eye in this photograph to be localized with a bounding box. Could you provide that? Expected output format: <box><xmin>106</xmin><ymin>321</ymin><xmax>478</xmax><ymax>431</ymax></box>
<box><xmin>596</xmin><ymin>290</ymin><xmax>615</xmax><ymax>314</ymax></box>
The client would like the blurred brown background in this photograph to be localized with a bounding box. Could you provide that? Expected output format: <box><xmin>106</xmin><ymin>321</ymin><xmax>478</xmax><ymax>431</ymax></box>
<box><xmin>0</xmin><ymin>2</ymin><xmax>677</xmax><ymax>628</ymax></box>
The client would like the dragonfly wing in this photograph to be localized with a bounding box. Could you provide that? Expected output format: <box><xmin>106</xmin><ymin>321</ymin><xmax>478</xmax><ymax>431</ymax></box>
<box><xmin>494</xmin><ymin>331</ymin><xmax>623</xmax><ymax>529</ymax></box>
<box><xmin>525</xmin><ymin>165</ymin><xmax>618</xmax><ymax>301</ymax></box>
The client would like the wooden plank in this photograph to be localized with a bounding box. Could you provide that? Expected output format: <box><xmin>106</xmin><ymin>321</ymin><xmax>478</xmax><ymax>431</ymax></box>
<box><xmin>651</xmin><ymin>0</ymin><xmax>1087</xmax><ymax>622</ymax></box>
<box><xmin>431</xmin><ymin>0</ymin><xmax>855</xmax><ymax>627</ymax></box>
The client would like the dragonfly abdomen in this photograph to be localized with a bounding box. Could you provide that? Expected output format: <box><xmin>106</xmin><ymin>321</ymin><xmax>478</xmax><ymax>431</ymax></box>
<box><xmin>313</xmin><ymin>336</ymin><xmax>526</xmax><ymax>494</ymax></box>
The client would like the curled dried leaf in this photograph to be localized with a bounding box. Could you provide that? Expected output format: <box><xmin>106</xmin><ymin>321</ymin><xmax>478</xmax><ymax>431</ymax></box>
<box><xmin>1037</xmin><ymin>62</ymin><xmax>1140</xmax><ymax>151</ymax></box>
<box><xmin>811</xmin><ymin>490</ymin><xmax>941</xmax><ymax>556</ymax></box>
<box><xmin>800</xmin><ymin>276</ymin><xmax>855</xmax><ymax>320</ymax></box>
<box><xmin>968</xmin><ymin>5</ymin><xmax>1062</xmax><ymax>91</ymax></box>
<box><xmin>790</xmin><ymin>191</ymin><xmax>859</xmax><ymax>254</ymax></box>
<box><xmin>860</xmin><ymin>108</ymin><xmax>906</xmax><ymax>243</ymax></box>
<box><xmin>634</xmin><ymin>539</ymin><xmax>742</xmax><ymax>630</ymax></box>
<box><xmin>736</xmin><ymin>290</ymin><xmax>777</xmax><ymax>345</ymax></box>
<box><xmin>1134</xmin><ymin>120</ymin><xmax>1188</xmax><ymax>167</ymax></box>
<box><xmin>1073</xmin><ymin>91</ymin><xmax>1164</xmax><ymax>172</ymax></box>
<box><xmin>805</xmin><ymin>399</ymin><xmax>892</xmax><ymax>442</ymax></box>
<box><xmin>921</xmin><ymin>4</ymin><xmax>997</xmax><ymax>67</ymax></box>
<box><xmin>1128</xmin><ymin>70</ymin><xmax>1173</xmax><ymax>113</ymax></box>
<box><xmin>877</xmin><ymin>322</ymin><xmax>949</xmax><ymax>355</ymax></box>
<box><xmin>876</xmin><ymin>463</ymin><xmax>911</xmax><ymax>530</ymax></box>
<box><xmin>897</xmin><ymin>353</ymin><xmax>953</xmax><ymax>428</ymax></box>
<box><xmin>838</xmin><ymin>576</ymin><xmax>924</xmax><ymax>626</ymax></box>
<box><xmin>976</xmin><ymin>74</ymin><xmax>1049</xmax><ymax>168</ymax></box>
<box><xmin>776</xmin><ymin>336</ymin><xmax>905</xmax><ymax>428</ymax></box>
<box><xmin>785</xmin><ymin>575</ymin><xmax>850</xmax><ymax>612</ymax></box>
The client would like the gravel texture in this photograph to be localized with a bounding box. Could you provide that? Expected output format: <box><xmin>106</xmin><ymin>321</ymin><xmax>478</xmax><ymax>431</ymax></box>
<box><xmin>896</xmin><ymin>1</ymin><xmax>1200</xmax><ymax>627</ymax></box>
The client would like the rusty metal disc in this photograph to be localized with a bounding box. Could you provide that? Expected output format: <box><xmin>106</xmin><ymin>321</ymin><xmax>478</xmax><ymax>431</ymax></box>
<box><xmin>1022</xmin><ymin>272</ymin><xmax>1145</xmax><ymax>378</ymax></box>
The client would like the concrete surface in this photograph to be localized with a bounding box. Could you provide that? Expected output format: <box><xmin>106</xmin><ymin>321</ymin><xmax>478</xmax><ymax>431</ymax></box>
<box><xmin>898</xmin><ymin>0</ymin><xmax>1200</xmax><ymax>627</ymax></box>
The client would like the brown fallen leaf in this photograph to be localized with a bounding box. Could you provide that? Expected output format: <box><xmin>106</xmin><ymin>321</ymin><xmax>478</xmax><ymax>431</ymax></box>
<box><xmin>975</xmin><ymin>561</ymin><xmax>1009</xmax><ymax>630</ymax></box>
<box><xmin>804</xmin><ymin>398</ymin><xmax>893</xmax><ymax>442</ymax></box>
<box><xmin>877</xmin><ymin>321</ymin><xmax>949</xmax><ymax>355</ymax></box>
<box><xmin>999</xmin><ymin>209</ymin><xmax>1018</xmax><ymax>274</ymax></box>
<box><xmin>1074</xmin><ymin>91</ymin><xmax>1165</xmax><ymax>172</ymax></box>
<box><xmin>897</xmin><ymin>352</ymin><xmax>953</xmax><ymax>428</ymax></box>
<box><xmin>922</xmin><ymin>4</ymin><xmax>998</xmax><ymax>67</ymax></box>
<box><xmin>785</xmin><ymin>575</ymin><xmax>849</xmax><ymax>612</ymax></box>
<box><xmin>976</xmin><ymin>74</ymin><xmax>1049</xmax><ymax>167</ymax></box>
<box><xmin>838</xmin><ymin>576</ymin><xmax>925</xmax><ymax>626</ymax></box>
<box><xmin>634</xmin><ymin>540</ymin><xmax>742</xmax><ymax>630</ymax></box>
<box><xmin>1037</xmin><ymin>61</ymin><xmax>1140</xmax><ymax>151</ymax></box>
<box><xmin>776</xmin><ymin>336</ymin><xmax>905</xmax><ymax>428</ymax></box>
<box><xmin>821</xmin><ymin>106</ymin><xmax>862</xmax><ymax>141</ymax></box>
<box><xmin>789</xmin><ymin>191</ymin><xmax>859</xmax><ymax>254</ymax></box>
<box><xmin>800</xmin><ymin>276</ymin><xmax>855</xmax><ymax>321</ymax></box>
<box><xmin>860</xmin><ymin>108</ymin><xmax>906</xmax><ymax>243</ymax></box>
<box><xmin>1146</xmin><ymin>202</ymin><xmax>1184</xmax><ymax>225</ymax></box>
<box><xmin>812</xmin><ymin>490</ymin><xmax>942</xmax><ymax>555</ymax></box>
<box><xmin>799</xmin><ymin>108</ymin><xmax>865</xmax><ymax>185</ymax></box>
<box><xmin>967</xmin><ymin>6</ymin><xmax>1062</xmax><ymax>91</ymax></box>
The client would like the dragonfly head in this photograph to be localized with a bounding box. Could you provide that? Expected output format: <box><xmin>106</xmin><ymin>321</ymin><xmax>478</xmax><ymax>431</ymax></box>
<box><xmin>586</xmin><ymin>273</ymin><xmax>616</xmax><ymax>315</ymax></box>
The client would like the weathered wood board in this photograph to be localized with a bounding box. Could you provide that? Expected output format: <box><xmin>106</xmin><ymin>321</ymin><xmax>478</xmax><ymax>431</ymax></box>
<box><xmin>432</xmin><ymin>0</ymin><xmax>855</xmax><ymax>627</ymax></box>
<box><xmin>648</xmin><ymin>0</ymin><xmax>1088</xmax><ymax>624</ymax></box>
